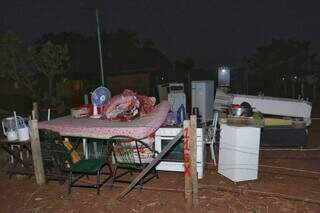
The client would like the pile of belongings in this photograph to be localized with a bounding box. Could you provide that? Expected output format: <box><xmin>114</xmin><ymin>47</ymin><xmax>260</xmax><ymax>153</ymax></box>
<box><xmin>102</xmin><ymin>89</ymin><xmax>156</xmax><ymax>121</ymax></box>
<box><xmin>113</xmin><ymin>133</ymin><xmax>155</xmax><ymax>163</ymax></box>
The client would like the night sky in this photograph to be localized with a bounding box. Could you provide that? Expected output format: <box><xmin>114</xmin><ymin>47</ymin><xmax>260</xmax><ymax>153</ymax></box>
<box><xmin>1</xmin><ymin>0</ymin><xmax>320</xmax><ymax>68</ymax></box>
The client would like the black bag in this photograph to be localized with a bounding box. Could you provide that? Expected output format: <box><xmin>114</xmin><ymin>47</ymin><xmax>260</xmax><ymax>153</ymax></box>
<box><xmin>240</xmin><ymin>102</ymin><xmax>253</xmax><ymax>117</ymax></box>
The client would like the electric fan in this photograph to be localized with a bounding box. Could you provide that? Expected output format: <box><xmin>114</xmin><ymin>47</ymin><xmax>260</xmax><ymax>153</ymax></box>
<box><xmin>90</xmin><ymin>86</ymin><xmax>111</xmax><ymax>118</ymax></box>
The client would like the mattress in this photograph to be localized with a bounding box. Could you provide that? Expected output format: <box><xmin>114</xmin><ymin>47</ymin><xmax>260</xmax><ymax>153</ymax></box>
<box><xmin>38</xmin><ymin>101</ymin><xmax>170</xmax><ymax>139</ymax></box>
<box><xmin>261</xmin><ymin>127</ymin><xmax>308</xmax><ymax>147</ymax></box>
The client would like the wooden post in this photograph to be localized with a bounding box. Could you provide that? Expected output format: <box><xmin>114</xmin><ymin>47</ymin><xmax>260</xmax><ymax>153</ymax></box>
<box><xmin>183</xmin><ymin>120</ymin><xmax>192</xmax><ymax>208</ymax></box>
<box><xmin>190</xmin><ymin>115</ymin><xmax>199</xmax><ymax>207</ymax></box>
<box><xmin>32</xmin><ymin>102</ymin><xmax>39</xmax><ymax>120</ymax></box>
<box><xmin>29</xmin><ymin>119</ymin><xmax>45</xmax><ymax>185</ymax></box>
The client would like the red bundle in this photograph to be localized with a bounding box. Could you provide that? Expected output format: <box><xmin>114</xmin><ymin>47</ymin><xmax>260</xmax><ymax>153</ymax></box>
<box><xmin>102</xmin><ymin>89</ymin><xmax>156</xmax><ymax>121</ymax></box>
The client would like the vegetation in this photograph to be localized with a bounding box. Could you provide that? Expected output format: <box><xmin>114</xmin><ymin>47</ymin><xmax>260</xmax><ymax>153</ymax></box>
<box><xmin>0</xmin><ymin>33</ymin><xmax>36</xmax><ymax>96</ymax></box>
<box><xmin>0</xmin><ymin>33</ymin><xmax>70</xmax><ymax>115</ymax></box>
<box><xmin>32</xmin><ymin>41</ymin><xmax>69</xmax><ymax>102</ymax></box>
<box><xmin>242</xmin><ymin>39</ymin><xmax>319</xmax><ymax>99</ymax></box>
<box><xmin>2</xmin><ymin>30</ymin><xmax>318</xmax><ymax>107</ymax></box>
<box><xmin>0</xmin><ymin>30</ymin><xmax>178</xmax><ymax>115</ymax></box>
<box><xmin>36</xmin><ymin>31</ymin><xmax>172</xmax><ymax>78</ymax></box>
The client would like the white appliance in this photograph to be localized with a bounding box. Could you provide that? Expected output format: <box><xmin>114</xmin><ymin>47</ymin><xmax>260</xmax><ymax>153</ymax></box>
<box><xmin>232</xmin><ymin>94</ymin><xmax>312</xmax><ymax>125</ymax></box>
<box><xmin>155</xmin><ymin>127</ymin><xmax>204</xmax><ymax>179</ymax></box>
<box><xmin>167</xmin><ymin>83</ymin><xmax>186</xmax><ymax>113</ymax></box>
<box><xmin>192</xmin><ymin>81</ymin><xmax>215</xmax><ymax>122</ymax></box>
<box><xmin>218</xmin><ymin>123</ymin><xmax>261</xmax><ymax>182</ymax></box>
<box><xmin>213</xmin><ymin>88</ymin><xmax>233</xmax><ymax>111</ymax></box>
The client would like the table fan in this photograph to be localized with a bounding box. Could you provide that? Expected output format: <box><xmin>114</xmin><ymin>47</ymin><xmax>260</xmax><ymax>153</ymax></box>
<box><xmin>90</xmin><ymin>86</ymin><xmax>111</xmax><ymax>118</ymax></box>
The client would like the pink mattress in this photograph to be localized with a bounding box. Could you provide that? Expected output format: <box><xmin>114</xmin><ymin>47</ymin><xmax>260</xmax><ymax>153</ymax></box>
<box><xmin>38</xmin><ymin>101</ymin><xmax>170</xmax><ymax>139</ymax></box>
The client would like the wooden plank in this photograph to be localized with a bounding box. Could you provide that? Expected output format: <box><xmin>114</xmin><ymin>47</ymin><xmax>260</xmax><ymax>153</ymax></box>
<box><xmin>118</xmin><ymin>130</ymin><xmax>183</xmax><ymax>199</ymax></box>
<box><xmin>220</xmin><ymin>116</ymin><xmax>264</xmax><ymax>128</ymax></box>
<box><xmin>190</xmin><ymin>115</ymin><xmax>199</xmax><ymax>207</ymax></box>
<box><xmin>183</xmin><ymin>120</ymin><xmax>192</xmax><ymax>207</ymax></box>
<box><xmin>32</xmin><ymin>102</ymin><xmax>39</xmax><ymax>120</ymax></box>
<box><xmin>29</xmin><ymin>119</ymin><xmax>45</xmax><ymax>185</ymax></box>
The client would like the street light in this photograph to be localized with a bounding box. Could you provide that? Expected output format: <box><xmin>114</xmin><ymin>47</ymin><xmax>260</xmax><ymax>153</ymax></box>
<box><xmin>218</xmin><ymin>66</ymin><xmax>230</xmax><ymax>87</ymax></box>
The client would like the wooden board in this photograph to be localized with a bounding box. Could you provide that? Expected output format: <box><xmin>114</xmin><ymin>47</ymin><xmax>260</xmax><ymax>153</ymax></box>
<box><xmin>183</xmin><ymin>120</ymin><xmax>192</xmax><ymax>207</ymax></box>
<box><xmin>220</xmin><ymin>116</ymin><xmax>264</xmax><ymax>128</ymax></box>
<box><xmin>29</xmin><ymin>119</ymin><xmax>45</xmax><ymax>185</ymax></box>
<box><xmin>190</xmin><ymin>115</ymin><xmax>199</xmax><ymax>207</ymax></box>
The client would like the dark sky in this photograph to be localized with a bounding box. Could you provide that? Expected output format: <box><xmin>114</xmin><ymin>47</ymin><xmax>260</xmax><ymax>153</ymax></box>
<box><xmin>1</xmin><ymin>0</ymin><xmax>320</xmax><ymax>68</ymax></box>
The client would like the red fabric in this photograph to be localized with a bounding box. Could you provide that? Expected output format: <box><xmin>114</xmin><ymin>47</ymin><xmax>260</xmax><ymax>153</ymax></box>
<box><xmin>102</xmin><ymin>89</ymin><xmax>156</xmax><ymax>121</ymax></box>
<box><xmin>137</xmin><ymin>95</ymin><xmax>156</xmax><ymax>116</ymax></box>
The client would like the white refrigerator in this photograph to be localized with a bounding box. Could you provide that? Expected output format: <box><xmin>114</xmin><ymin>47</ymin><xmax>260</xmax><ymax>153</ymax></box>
<box><xmin>191</xmin><ymin>81</ymin><xmax>215</xmax><ymax>122</ymax></box>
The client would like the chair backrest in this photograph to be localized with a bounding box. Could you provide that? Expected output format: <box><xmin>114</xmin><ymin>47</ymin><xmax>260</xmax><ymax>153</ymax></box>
<box><xmin>211</xmin><ymin>111</ymin><xmax>219</xmax><ymax>143</ymax></box>
<box><xmin>86</xmin><ymin>139</ymin><xmax>111</xmax><ymax>160</ymax></box>
<box><xmin>39</xmin><ymin>129</ymin><xmax>71</xmax><ymax>170</ymax></box>
<box><xmin>110</xmin><ymin>136</ymin><xmax>155</xmax><ymax>169</ymax></box>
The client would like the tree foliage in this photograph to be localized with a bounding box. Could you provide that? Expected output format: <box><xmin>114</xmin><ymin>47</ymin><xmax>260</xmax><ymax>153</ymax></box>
<box><xmin>243</xmin><ymin>39</ymin><xmax>318</xmax><ymax>96</ymax></box>
<box><xmin>36</xmin><ymin>32</ymin><xmax>98</xmax><ymax>80</ymax></box>
<box><xmin>0</xmin><ymin>33</ymin><xmax>70</xmax><ymax>104</ymax></box>
<box><xmin>104</xmin><ymin>30</ymin><xmax>171</xmax><ymax>72</ymax></box>
<box><xmin>32</xmin><ymin>41</ymin><xmax>69</xmax><ymax>100</ymax></box>
<box><xmin>0</xmin><ymin>33</ymin><xmax>37</xmax><ymax>96</ymax></box>
<box><xmin>36</xmin><ymin>30</ymin><xmax>172</xmax><ymax>84</ymax></box>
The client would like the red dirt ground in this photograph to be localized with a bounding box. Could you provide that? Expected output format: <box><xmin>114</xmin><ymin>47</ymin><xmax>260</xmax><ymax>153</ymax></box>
<box><xmin>0</xmin><ymin>121</ymin><xmax>320</xmax><ymax>213</ymax></box>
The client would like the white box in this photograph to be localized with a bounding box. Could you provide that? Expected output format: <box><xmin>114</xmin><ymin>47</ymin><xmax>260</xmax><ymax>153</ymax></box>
<box><xmin>218</xmin><ymin>123</ymin><xmax>261</xmax><ymax>182</ymax></box>
<box><xmin>155</xmin><ymin>127</ymin><xmax>204</xmax><ymax>179</ymax></box>
<box><xmin>192</xmin><ymin>81</ymin><xmax>215</xmax><ymax>122</ymax></box>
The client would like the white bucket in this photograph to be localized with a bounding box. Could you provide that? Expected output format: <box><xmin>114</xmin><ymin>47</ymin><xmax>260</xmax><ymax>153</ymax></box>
<box><xmin>17</xmin><ymin>127</ymin><xmax>30</xmax><ymax>141</ymax></box>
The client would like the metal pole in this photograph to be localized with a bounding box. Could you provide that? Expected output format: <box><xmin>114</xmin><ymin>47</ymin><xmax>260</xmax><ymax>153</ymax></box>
<box><xmin>96</xmin><ymin>8</ymin><xmax>105</xmax><ymax>86</ymax></box>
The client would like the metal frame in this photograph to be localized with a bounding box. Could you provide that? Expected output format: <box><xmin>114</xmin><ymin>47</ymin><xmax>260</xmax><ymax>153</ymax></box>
<box><xmin>39</xmin><ymin>129</ymin><xmax>113</xmax><ymax>195</ymax></box>
<box><xmin>110</xmin><ymin>135</ymin><xmax>159</xmax><ymax>188</ymax></box>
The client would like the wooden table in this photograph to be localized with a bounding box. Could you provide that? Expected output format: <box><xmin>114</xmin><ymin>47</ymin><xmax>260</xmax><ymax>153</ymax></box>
<box><xmin>0</xmin><ymin>138</ymin><xmax>34</xmax><ymax>177</ymax></box>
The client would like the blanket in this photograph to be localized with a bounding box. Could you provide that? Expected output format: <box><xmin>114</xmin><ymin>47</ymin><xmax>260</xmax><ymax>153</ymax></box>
<box><xmin>102</xmin><ymin>89</ymin><xmax>156</xmax><ymax>121</ymax></box>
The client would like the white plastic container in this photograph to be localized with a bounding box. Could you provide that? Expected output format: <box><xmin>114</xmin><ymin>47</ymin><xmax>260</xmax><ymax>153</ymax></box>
<box><xmin>17</xmin><ymin>127</ymin><xmax>30</xmax><ymax>141</ymax></box>
<box><xmin>218</xmin><ymin>123</ymin><xmax>261</xmax><ymax>182</ymax></box>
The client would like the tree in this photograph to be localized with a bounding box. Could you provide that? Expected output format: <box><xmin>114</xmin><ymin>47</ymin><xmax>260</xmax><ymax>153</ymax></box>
<box><xmin>36</xmin><ymin>31</ymin><xmax>172</xmax><ymax>85</ymax></box>
<box><xmin>243</xmin><ymin>39</ymin><xmax>317</xmax><ymax>98</ymax></box>
<box><xmin>0</xmin><ymin>33</ymin><xmax>37</xmax><ymax>96</ymax></box>
<box><xmin>104</xmin><ymin>30</ymin><xmax>171</xmax><ymax>73</ymax></box>
<box><xmin>32</xmin><ymin>41</ymin><xmax>70</xmax><ymax>102</ymax></box>
<box><xmin>36</xmin><ymin>32</ymin><xmax>99</xmax><ymax>81</ymax></box>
